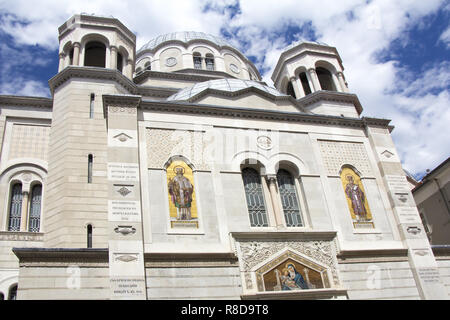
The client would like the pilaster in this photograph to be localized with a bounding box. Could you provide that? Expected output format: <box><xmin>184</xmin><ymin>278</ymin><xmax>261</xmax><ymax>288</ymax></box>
<box><xmin>103</xmin><ymin>94</ymin><xmax>147</xmax><ymax>300</ymax></box>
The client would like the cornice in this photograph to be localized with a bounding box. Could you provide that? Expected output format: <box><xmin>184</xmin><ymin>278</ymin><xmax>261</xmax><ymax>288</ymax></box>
<box><xmin>337</xmin><ymin>248</ymin><xmax>409</xmax><ymax>263</ymax></box>
<box><xmin>230</xmin><ymin>231</ymin><xmax>337</xmax><ymax>241</ymax></box>
<box><xmin>49</xmin><ymin>66</ymin><xmax>137</xmax><ymax>95</ymax></box>
<box><xmin>13</xmin><ymin>247</ymin><xmax>109</xmax><ymax>264</ymax></box>
<box><xmin>49</xmin><ymin>66</ymin><xmax>177</xmax><ymax>99</ymax></box>
<box><xmin>298</xmin><ymin>90</ymin><xmax>363</xmax><ymax>115</ymax></box>
<box><xmin>140</xmin><ymin>99</ymin><xmax>391</xmax><ymax>130</ymax></box>
<box><xmin>241</xmin><ymin>288</ymin><xmax>348</xmax><ymax>300</ymax></box>
<box><xmin>133</xmin><ymin>68</ymin><xmax>237</xmax><ymax>85</ymax></box>
<box><xmin>0</xmin><ymin>95</ymin><xmax>53</xmax><ymax>110</ymax></box>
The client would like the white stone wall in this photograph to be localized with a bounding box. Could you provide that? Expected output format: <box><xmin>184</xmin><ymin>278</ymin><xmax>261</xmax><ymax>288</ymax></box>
<box><xmin>338</xmin><ymin>260</ymin><xmax>421</xmax><ymax>299</ymax></box>
<box><xmin>145</xmin><ymin>266</ymin><xmax>241</xmax><ymax>299</ymax></box>
<box><xmin>437</xmin><ymin>258</ymin><xmax>450</xmax><ymax>297</ymax></box>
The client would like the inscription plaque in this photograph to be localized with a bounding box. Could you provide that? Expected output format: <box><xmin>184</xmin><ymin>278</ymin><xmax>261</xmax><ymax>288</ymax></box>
<box><xmin>108</xmin><ymin>200</ymin><xmax>141</xmax><ymax>222</ymax></box>
<box><xmin>108</xmin><ymin>163</ymin><xmax>139</xmax><ymax>181</ymax></box>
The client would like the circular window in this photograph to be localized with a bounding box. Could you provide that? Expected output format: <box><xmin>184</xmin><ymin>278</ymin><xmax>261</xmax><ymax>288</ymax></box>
<box><xmin>230</xmin><ymin>63</ymin><xmax>240</xmax><ymax>74</ymax></box>
<box><xmin>165</xmin><ymin>57</ymin><xmax>177</xmax><ymax>67</ymax></box>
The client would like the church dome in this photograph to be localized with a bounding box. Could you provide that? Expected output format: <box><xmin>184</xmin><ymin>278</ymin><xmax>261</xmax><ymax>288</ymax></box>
<box><xmin>138</xmin><ymin>31</ymin><xmax>235</xmax><ymax>53</ymax></box>
<box><xmin>167</xmin><ymin>78</ymin><xmax>285</xmax><ymax>101</ymax></box>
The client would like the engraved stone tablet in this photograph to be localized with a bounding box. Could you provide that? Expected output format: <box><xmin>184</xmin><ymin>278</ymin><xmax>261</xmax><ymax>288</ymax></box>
<box><xmin>108</xmin><ymin>163</ymin><xmax>139</xmax><ymax>181</ymax></box>
<box><xmin>110</xmin><ymin>277</ymin><xmax>146</xmax><ymax>298</ymax></box>
<box><xmin>108</xmin><ymin>200</ymin><xmax>141</xmax><ymax>222</ymax></box>
<box><xmin>386</xmin><ymin>175</ymin><xmax>409</xmax><ymax>192</ymax></box>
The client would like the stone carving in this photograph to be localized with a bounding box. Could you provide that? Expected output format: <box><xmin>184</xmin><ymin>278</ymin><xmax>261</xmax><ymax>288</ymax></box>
<box><xmin>115</xmin><ymin>254</ymin><xmax>138</xmax><ymax>262</ymax></box>
<box><xmin>256</xmin><ymin>136</ymin><xmax>273</xmax><ymax>150</ymax></box>
<box><xmin>318</xmin><ymin>140</ymin><xmax>372</xmax><ymax>176</ymax></box>
<box><xmin>114</xmin><ymin>133</ymin><xmax>133</xmax><ymax>142</ymax></box>
<box><xmin>165</xmin><ymin>57</ymin><xmax>177</xmax><ymax>67</ymax></box>
<box><xmin>230</xmin><ymin>63</ymin><xmax>240</xmax><ymax>74</ymax></box>
<box><xmin>397</xmin><ymin>193</ymin><xmax>409</xmax><ymax>203</ymax></box>
<box><xmin>114</xmin><ymin>225</ymin><xmax>137</xmax><ymax>235</ymax></box>
<box><xmin>414</xmin><ymin>250</ymin><xmax>429</xmax><ymax>256</ymax></box>
<box><xmin>117</xmin><ymin>186</ymin><xmax>132</xmax><ymax>197</ymax></box>
<box><xmin>238</xmin><ymin>240</ymin><xmax>339</xmax><ymax>286</ymax></box>
<box><xmin>109</xmin><ymin>106</ymin><xmax>137</xmax><ymax>114</ymax></box>
<box><xmin>381</xmin><ymin>150</ymin><xmax>394</xmax><ymax>158</ymax></box>
<box><xmin>407</xmin><ymin>226</ymin><xmax>421</xmax><ymax>235</ymax></box>
<box><xmin>22</xmin><ymin>173</ymin><xmax>32</xmax><ymax>182</ymax></box>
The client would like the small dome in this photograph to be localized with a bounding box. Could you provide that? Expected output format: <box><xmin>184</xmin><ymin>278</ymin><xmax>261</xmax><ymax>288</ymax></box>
<box><xmin>138</xmin><ymin>31</ymin><xmax>235</xmax><ymax>53</ymax></box>
<box><xmin>167</xmin><ymin>79</ymin><xmax>286</xmax><ymax>101</ymax></box>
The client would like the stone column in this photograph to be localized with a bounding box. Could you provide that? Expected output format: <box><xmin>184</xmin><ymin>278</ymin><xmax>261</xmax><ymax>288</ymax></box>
<box><xmin>366</xmin><ymin>125</ymin><xmax>448</xmax><ymax>299</ymax></box>
<box><xmin>295</xmin><ymin>76</ymin><xmax>306</xmax><ymax>98</ymax></box>
<box><xmin>308</xmin><ymin>68</ymin><xmax>321</xmax><ymax>92</ymax></box>
<box><xmin>336</xmin><ymin>72</ymin><xmax>349</xmax><ymax>93</ymax></box>
<box><xmin>104</xmin><ymin>94</ymin><xmax>147</xmax><ymax>300</ymax></box>
<box><xmin>267</xmin><ymin>175</ymin><xmax>284</xmax><ymax>227</ymax></box>
<box><xmin>110</xmin><ymin>46</ymin><xmax>118</xmax><ymax>70</ymax></box>
<box><xmin>58</xmin><ymin>53</ymin><xmax>66</xmax><ymax>72</ymax></box>
<box><xmin>72</xmin><ymin>42</ymin><xmax>81</xmax><ymax>66</ymax></box>
<box><xmin>289</xmin><ymin>77</ymin><xmax>302</xmax><ymax>99</ymax></box>
<box><xmin>125</xmin><ymin>59</ymin><xmax>133</xmax><ymax>79</ymax></box>
<box><xmin>20</xmin><ymin>192</ymin><xmax>29</xmax><ymax>232</ymax></box>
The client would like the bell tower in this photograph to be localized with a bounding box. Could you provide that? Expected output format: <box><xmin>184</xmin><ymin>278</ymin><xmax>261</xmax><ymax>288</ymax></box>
<box><xmin>271</xmin><ymin>42</ymin><xmax>361</xmax><ymax>118</ymax></box>
<box><xmin>43</xmin><ymin>14</ymin><xmax>136</xmax><ymax>248</ymax></box>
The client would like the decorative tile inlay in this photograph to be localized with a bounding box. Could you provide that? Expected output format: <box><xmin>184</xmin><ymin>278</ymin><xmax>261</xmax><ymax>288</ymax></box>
<box><xmin>146</xmin><ymin>128</ymin><xmax>210</xmax><ymax>170</ymax></box>
<box><xmin>114</xmin><ymin>254</ymin><xmax>138</xmax><ymax>262</ymax></box>
<box><xmin>165</xmin><ymin>57</ymin><xmax>177</xmax><ymax>67</ymax></box>
<box><xmin>114</xmin><ymin>225</ymin><xmax>137</xmax><ymax>235</ymax></box>
<box><xmin>318</xmin><ymin>140</ymin><xmax>372</xmax><ymax>176</ymax></box>
<box><xmin>381</xmin><ymin>150</ymin><xmax>394</xmax><ymax>158</ymax></box>
<box><xmin>9</xmin><ymin>124</ymin><xmax>50</xmax><ymax>161</ymax></box>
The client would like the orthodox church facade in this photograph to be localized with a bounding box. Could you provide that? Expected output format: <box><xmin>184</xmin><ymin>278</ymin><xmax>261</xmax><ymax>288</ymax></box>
<box><xmin>0</xmin><ymin>14</ymin><xmax>449</xmax><ymax>300</ymax></box>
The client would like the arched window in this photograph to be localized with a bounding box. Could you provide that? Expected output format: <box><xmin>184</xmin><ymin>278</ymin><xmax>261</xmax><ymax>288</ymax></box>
<box><xmin>87</xmin><ymin>224</ymin><xmax>93</xmax><ymax>248</ymax></box>
<box><xmin>242</xmin><ymin>168</ymin><xmax>268</xmax><ymax>227</ymax></box>
<box><xmin>136</xmin><ymin>67</ymin><xmax>143</xmax><ymax>74</ymax></box>
<box><xmin>205</xmin><ymin>54</ymin><xmax>214</xmax><ymax>71</ymax></box>
<box><xmin>69</xmin><ymin>47</ymin><xmax>74</xmax><ymax>65</ymax></box>
<box><xmin>193</xmin><ymin>52</ymin><xmax>202</xmax><ymax>69</ymax></box>
<box><xmin>28</xmin><ymin>184</ymin><xmax>42</xmax><ymax>232</ymax></box>
<box><xmin>90</xmin><ymin>93</ymin><xmax>95</xmax><ymax>119</ymax></box>
<box><xmin>299</xmin><ymin>72</ymin><xmax>312</xmax><ymax>95</ymax></box>
<box><xmin>276</xmin><ymin>169</ymin><xmax>303</xmax><ymax>227</ymax></box>
<box><xmin>0</xmin><ymin>292</ymin><xmax>4</xmax><ymax>300</ymax></box>
<box><xmin>8</xmin><ymin>183</ymin><xmax>23</xmax><ymax>231</ymax></box>
<box><xmin>84</xmin><ymin>41</ymin><xmax>106</xmax><ymax>68</ymax></box>
<box><xmin>8</xmin><ymin>284</ymin><xmax>17</xmax><ymax>300</ymax></box>
<box><xmin>286</xmin><ymin>81</ymin><xmax>296</xmax><ymax>99</ymax></box>
<box><xmin>117</xmin><ymin>52</ymin><xmax>123</xmax><ymax>73</ymax></box>
<box><xmin>316</xmin><ymin>67</ymin><xmax>336</xmax><ymax>91</ymax></box>
<box><xmin>144</xmin><ymin>61</ymin><xmax>151</xmax><ymax>70</ymax></box>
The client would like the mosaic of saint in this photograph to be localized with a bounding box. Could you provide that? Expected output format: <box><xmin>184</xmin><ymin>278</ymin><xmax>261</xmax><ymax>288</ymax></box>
<box><xmin>167</xmin><ymin>160</ymin><xmax>198</xmax><ymax>228</ymax></box>
<box><xmin>263</xmin><ymin>259</ymin><xmax>325</xmax><ymax>291</ymax></box>
<box><xmin>340</xmin><ymin>166</ymin><xmax>374</xmax><ymax>228</ymax></box>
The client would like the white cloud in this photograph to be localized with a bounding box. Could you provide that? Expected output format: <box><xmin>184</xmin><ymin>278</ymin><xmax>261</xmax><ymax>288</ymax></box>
<box><xmin>0</xmin><ymin>0</ymin><xmax>448</xmax><ymax>176</ymax></box>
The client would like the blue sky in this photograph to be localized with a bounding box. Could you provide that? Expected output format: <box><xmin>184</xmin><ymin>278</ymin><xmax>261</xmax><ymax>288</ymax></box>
<box><xmin>0</xmin><ymin>0</ymin><xmax>449</xmax><ymax>180</ymax></box>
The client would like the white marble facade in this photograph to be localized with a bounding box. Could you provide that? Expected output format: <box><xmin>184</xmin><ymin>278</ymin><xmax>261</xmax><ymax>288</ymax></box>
<box><xmin>0</xmin><ymin>13</ymin><xmax>448</xmax><ymax>300</ymax></box>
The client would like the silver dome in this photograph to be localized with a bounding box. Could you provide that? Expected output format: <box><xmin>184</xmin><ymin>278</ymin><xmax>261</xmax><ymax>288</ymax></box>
<box><xmin>167</xmin><ymin>79</ymin><xmax>286</xmax><ymax>101</ymax></box>
<box><xmin>138</xmin><ymin>31</ymin><xmax>235</xmax><ymax>53</ymax></box>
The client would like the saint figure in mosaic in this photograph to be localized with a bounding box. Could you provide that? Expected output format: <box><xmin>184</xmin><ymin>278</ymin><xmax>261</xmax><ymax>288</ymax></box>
<box><xmin>168</xmin><ymin>166</ymin><xmax>193</xmax><ymax>220</ymax></box>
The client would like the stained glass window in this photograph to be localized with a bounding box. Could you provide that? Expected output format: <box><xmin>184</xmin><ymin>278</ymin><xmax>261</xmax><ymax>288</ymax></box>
<box><xmin>8</xmin><ymin>183</ymin><xmax>22</xmax><ymax>231</ymax></box>
<box><xmin>28</xmin><ymin>184</ymin><xmax>42</xmax><ymax>232</ymax></box>
<box><xmin>242</xmin><ymin>168</ymin><xmax>268</xmax><ymax>227</ymax></box>
<box><xmin>277</xmin><ymin>169</ymin><xmax>303</xmax><ymax>227</ymax></box>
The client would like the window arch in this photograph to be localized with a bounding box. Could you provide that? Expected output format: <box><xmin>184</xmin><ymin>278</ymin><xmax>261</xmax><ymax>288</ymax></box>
<box><xmin>242</xmin><ymin>167</ymin><xmax>269</xmax><ymax>227</ymax></box>
<box><xmin>84</xmin><ymin>41</ymin><xmax>106</xmax><ymax>68</ymax></box>
<box><xmin>144</xmin><ymin>61</ymin><xmax>151</xmax><ymax>70</ymax></box>
<box><xmin>28</xmin><ymin>184</ymin><xmax>42</xmax><ymax>232</ymax></box>
<box><xmin>316</xmin><ymin>67</ymin><xmax>336</xmax><ymax>91</ymax></box>
<box><xmin>276</xmin><ymin>169</ymin><xmax>303</xmax><ymax>227</ymax></box>
<box><xmin>8</xmin><ymin>183</ymin><xmax>23</xmax><ymax>231</ymax></box>
<box><xmin>193</xmin><ymin>52</ymin><xmax>202</xmax><ymax>69</ymax></box>
<box><xmin>205</xmin><ymin>54</ymin><xmax>214</xmax><ymax>71</ymax></box>
<box><xmin>117</xmin><ymin>52</ymin><xmax>123</xmax><ymax>73</ymax></box>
